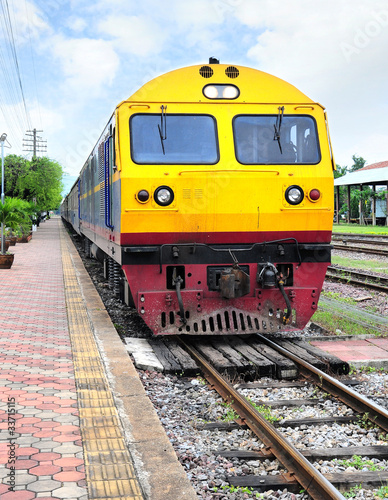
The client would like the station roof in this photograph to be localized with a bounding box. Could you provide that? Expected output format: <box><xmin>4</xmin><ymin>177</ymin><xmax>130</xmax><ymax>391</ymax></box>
<box><xmin>334</xmin><ymin>161</ymin><xmax>388</xmax><ymax>187</ymax></box>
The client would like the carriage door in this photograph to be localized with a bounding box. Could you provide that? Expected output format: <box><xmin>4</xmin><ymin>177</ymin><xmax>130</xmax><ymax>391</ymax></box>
<box><xmin>99</xmin><ymin>130</ymin><xmax>114</xmax><ymax>230</ymax></box>
<box><xmin>77</xmin><ymin>178</ymin><xmax>81</xmax><ymax>231</ymax></box>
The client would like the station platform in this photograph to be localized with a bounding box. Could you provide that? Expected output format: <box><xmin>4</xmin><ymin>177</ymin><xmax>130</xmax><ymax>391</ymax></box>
<box><xmin>311</xmin><ymin>337</ymin><xmax>388</xmax><ymax>369</ymax></box>
<box><xmin>0</xmin><ymin>219</ymin><xmax>197</xmax><ymax>500</ymax></box>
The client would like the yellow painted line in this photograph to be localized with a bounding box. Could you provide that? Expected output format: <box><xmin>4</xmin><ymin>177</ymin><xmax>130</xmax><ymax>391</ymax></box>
<box><xmin>60</xmin><ymin>228</ymin><xmax>144</xmax><ymax>500</ymax></box>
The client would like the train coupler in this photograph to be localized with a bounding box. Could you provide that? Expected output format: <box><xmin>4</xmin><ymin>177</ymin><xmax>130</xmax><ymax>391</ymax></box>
<box><xmin>219</xmin><ymin>265</ymin><xmax>250</xmax><ymax>299</ymax></box>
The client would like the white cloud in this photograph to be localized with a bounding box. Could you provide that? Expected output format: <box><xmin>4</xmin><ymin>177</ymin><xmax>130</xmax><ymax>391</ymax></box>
<box><xmin>97</xmin><ymin>15</ymin><xmax>168</xmax><ymax>58</ymax></box>
<box><xmin>2</xmin><ymin>0</ymin><xmax>388</xmax><ymax>174</ymax></box>
<box><xmin>11</xmin><ymin>1</ymin><xmax>51</xmax><ymax>44</ymax></box>
<box><xmin>50</xmin><ymin>36</ymin><xmax>120</xmax><ymax>96</ymax></box>
<box><xmin>65</xmin><ymin>17</ymin><xmax>88</xmax><ymax>33</ymax></box>
<box><xmin>231</xmin><ymin>0</ymin><xmax>388</xmax><ymax>165</ymax></box>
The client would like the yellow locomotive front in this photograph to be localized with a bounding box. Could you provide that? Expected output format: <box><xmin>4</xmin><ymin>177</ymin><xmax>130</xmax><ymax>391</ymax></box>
<box><xmin>115</xmin><ymin>61</ymin><xmax>334</xmax><ymax>335</ymax></box>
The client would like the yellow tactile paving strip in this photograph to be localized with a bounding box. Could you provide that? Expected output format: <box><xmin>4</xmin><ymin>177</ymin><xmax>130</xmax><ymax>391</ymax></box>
<box><xmin>60</xmin><ymin>230</ymin><xmax>144</xmax><ymax>500</ymax></box>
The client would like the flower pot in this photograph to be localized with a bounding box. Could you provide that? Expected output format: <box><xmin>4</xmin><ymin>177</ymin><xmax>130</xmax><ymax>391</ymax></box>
<box><xmin>17</xmin><ymin>234</ymin><xmax>32</xmax><ymax>243</ymax></box>
<box><xmin>0</xmin><ymin>253</ymin><xmax>14</xmax><ymax>269</ymax></box>
<box><xmin>8</xmin><ymin>237</ymin><xmax>17</xmax><ymax>246</ymax></box>
<box><xmin>4</xmin><ymin>240</ymin><xmax>10</xmax><ymax>251</ymax></box>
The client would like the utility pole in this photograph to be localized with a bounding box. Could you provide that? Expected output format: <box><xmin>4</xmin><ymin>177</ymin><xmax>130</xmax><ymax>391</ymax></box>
<box><xmin>1</xmin><ymin>133</ymin><xmax>9</xmax><ymax>254</ymax></box>
<box><xmin>23</xmin><ymin>128</ymin><xmax>47</xmax><ymax>157</ymax></box>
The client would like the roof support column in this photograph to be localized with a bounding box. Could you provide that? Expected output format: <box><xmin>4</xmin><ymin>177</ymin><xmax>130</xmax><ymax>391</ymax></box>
<box><xmin>372</xmin><ymin>185</ymin><xmax>376</xmax><ymax>226</ymax></box>
<box><xmin>386</xmin><ymin>182</ymin><xmax>388</xmax><ymax>226</ymax></box>
<box><xmin>335</xmin><ymin>186</ymin><xmax>340</xmax><ymax>224</ymax></box>
<box><xmin>347</xmin><ymin>185</ymin><xmax>351</xmax><ymax>224</ymax></box>
<box><xmin>359</xmin><ymin>184</ymin><xmax>363</xmax><ymax>225</ymax></box>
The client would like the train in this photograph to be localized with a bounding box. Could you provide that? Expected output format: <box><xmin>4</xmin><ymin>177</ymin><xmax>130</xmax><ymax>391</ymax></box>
<box><xmin>61</xmin><ymin>59</ymin><xmax>335</xmax><ymax>336</ymax></box>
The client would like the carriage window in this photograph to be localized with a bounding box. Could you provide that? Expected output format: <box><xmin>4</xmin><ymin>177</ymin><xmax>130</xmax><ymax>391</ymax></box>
<box><xmin>130</xmin><ymin>114</ymin><xmax>219</xmax><ymax>164</ymax></box>
<box><xmin>233</xmin><ymin>115</ymin><xmax>320</xmax><ymax>165</ymax></box>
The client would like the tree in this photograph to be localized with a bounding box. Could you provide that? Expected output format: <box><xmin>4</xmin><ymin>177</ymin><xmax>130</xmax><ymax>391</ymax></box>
<box><xmin>0</xmin><ymin>197</ymin><xmax>31</xmax><ymax>254</ymax></box>
<box><xmin>4</xmin><ymin>155</ymin><xmax>30</xmax><ymax>198</ymax></box>
<box><xmin>335</xmin><ymin>155</ymin><xmax>367</xmax><ymax>220</ymax></box>
<box><xmin>4</xmin><ymin>155</ymin><xmax>64</xmax><ymax>211</ymax></box>
<box><xmin>349</xmin><ymin>154</ymin><xmax>366</xmax><ymax>172</ymax></box>
<box><xmin>334</xmin><ymin>163</ymin><xmax>348</xmax><ymax>179</ymax></box>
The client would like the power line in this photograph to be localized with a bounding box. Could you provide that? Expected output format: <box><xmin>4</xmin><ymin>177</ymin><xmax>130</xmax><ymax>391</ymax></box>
<box><xmin>2</xmin><ymin>0</ymin><xmax>32</xmax><ymax>130</ymax></box>
<box><xmin>0</xmin><ymin>0</ymin><xmax>39</xmax><ymax>151</ymax></box>
<box><xmin>23</xmin><ymin>0</ymin><xmax>42</xmax><ymax>129</ymax></box>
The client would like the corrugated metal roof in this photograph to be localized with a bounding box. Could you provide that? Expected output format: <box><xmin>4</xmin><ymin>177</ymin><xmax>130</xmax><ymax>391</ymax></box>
<box><xmin>334</xmin><ymin>166</ymin><xmax>388</xmax><ymax>186</ymax></box>
<box><xmin>358</xmin><ymin>160</ymin><xmax>388</xmax><ymax>171</ymax></box>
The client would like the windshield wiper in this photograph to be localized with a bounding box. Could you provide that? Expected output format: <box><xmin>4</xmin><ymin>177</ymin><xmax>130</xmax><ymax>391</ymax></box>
<box><xmin>158</xmin><ymin>105</ymin><xmax>167</xmax><ymax>154</ymax></box>
<box><xmin>273</xmin><ymin>106</ymin><xmax>284</xmax><ymax>154</ymax></box>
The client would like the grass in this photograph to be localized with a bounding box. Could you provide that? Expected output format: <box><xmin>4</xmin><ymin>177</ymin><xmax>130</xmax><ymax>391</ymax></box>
<box><xmin>331</xmin><ymin>255</ymin><xmax>388</xmax><ymax>275</ymax></box>
<box><xmin>343</xmin><ymin>484</ymin><xmax>363</xmax><ymax>498</ymax></box>
<box><xmin>219</xmin><ymin>400</ymin><xmax>279</xmax><ymax>425</ymax></box>
<box><xmin>321</xmin><ymin>290</ymin><xmax>357</xmax><ymax>305</ymax></box>
<box><xmin>219</xmin><ymin>403</ymin><xmax>238</xmax><ymax>422</ymax></box>
<box><xmin>311</xmin><ymin>308</ymin><xmax>379</xmax><ymax>336</ymax></box>
<box><xmin>333</xmin><ymin>223</ymin><xmax>388</xmax><ymax>236</ymax></box>
<box><xmin>335</xmin><ymin>455</ymin><xmax>385</xmax><ymax>471</ymax></box>
<box><xmin>312</xmin><ymin>291</ymin><xmax>383</xmax><ymax>336</ymax></box>
<box><xmin>247</xmin><ymin>399</ymin><xmax>280</xmax><ymax>424</ymax></box>
<box><xmin>212</xmin><ymin>485</ymin><xmax>263</xmax><ymax>498</ymax></box>
<box><xmin>376</xmin><ymin>485</ymin><xmax>388</xmax><ymax>498</ymax></box>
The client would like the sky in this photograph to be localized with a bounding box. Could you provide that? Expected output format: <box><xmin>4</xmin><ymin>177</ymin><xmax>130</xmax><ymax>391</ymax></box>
<box><xmin>1</xmin><ymin>0</ymin><xmax>388</xmax><ymax>194</ymax></box>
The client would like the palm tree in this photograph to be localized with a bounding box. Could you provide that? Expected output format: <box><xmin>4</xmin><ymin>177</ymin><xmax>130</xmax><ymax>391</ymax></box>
<box><xmin>0</xmin><ymin>197</ymin><xmax>30</xmax><ymax>254</ymax></box>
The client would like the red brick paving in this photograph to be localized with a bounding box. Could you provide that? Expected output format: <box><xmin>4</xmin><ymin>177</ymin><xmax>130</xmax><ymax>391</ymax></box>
<box><xmin>0</xmin><ymin>220</ymin><xmax>88</xmax><ymax>499</ymax></box>
<box><xmin>311</xmin><ymin>337</ymin><xmax>388</xmax><ymax>363</ymax></box>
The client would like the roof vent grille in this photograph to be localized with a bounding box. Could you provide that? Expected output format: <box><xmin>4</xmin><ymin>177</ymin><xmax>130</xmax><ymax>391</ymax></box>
<box><xmin>225</xmin><ymin>66</ymin><xmax>239</xmax><ymax>79</ymax></box>
<box><xmin>199</xmin><ymin>66</ymin><xmax>214</xmax><ymax>78</ymax></box>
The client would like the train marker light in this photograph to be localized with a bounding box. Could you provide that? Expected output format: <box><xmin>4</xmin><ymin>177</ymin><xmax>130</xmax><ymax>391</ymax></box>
<box><xmin>308</xmin><ymin>189</ymin><xmax>321</xmax><ymax>202</ymax></box>
<box><xmin>154</xmin><ymin>186</ymin><xmax>174</xmax><ymax>206</ymax></box>
<box><xmin>136</xmin><ymin>190</ymin><xmax>150</xmax><ymax>203</ymax></box>
<box><xmin>285</xmin><ymin>185</ymin><xmax>304</xmax><ymax>205</ymax></box>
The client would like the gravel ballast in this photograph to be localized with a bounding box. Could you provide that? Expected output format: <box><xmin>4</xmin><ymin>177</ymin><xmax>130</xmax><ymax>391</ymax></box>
<box><xmin>140</xmin><ymin>369</ymin><xmax>388</xmax><ymax>500</ymax></box>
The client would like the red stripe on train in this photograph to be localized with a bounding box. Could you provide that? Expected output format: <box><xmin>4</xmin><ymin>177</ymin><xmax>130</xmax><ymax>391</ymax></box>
<box><xmin>120</xmin><ymin>231</ymin><xmax>332</xmax><ymax>245</ymax></box>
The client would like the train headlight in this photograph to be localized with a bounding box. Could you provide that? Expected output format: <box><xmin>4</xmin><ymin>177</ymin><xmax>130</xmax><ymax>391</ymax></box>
<box><xmin>154</xmin><ymin>186</ymin><xmax>174</xmax><ymax>206</ymax></box>
<box><xmin>203</xmin><ymin>84</ymin><xmax>239</xmax><ymax>99</ymax></box>
<box><xmin>285</xmin><ymin>185</ymin><xmax>304</xmax><ymax>205</ymax></box>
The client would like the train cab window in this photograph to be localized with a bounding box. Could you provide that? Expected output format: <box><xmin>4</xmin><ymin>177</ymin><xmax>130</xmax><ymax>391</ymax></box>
<box><xmin>233</xmin><ymin>115</ymin><xmax>320</xmax><ymax>165</ymax></box>
<box><xmin>130</xmin><ymin>114</ymin><xmax>219</xmax><ymax>164</ymax></box>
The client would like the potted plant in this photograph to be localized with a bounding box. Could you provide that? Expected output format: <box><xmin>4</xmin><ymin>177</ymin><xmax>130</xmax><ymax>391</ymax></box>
<box><xmin>0</xmin><ymin>197</ymin><xmax>29</xmax><ymax>269</ymax></box>
<box><xmin>5</xmin><ymin>228</ymin><xmax>17</xmax><ymax>246</ymax></box>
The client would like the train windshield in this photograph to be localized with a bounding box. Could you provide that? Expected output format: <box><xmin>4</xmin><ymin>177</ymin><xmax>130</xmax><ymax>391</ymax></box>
<box><xmin>233</xmin><ymin>115</ymin><xmax>320</xmax><ymax>165</ymax></box>
<box><xmin>130</xmin><ymin>114</ymin><xmax>219</xmax><ymax>164</ymax></box>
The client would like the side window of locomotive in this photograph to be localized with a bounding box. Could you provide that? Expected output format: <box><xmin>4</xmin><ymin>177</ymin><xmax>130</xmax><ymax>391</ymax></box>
<box><xmin>233</xmin><ymin>115</ymin><xmax>320</xmax><ymax>165</ymax></box>
<box><xmin>130</xmin><ymin>114</ymin><xmax>219</xmax><ymax>164</ymax></box>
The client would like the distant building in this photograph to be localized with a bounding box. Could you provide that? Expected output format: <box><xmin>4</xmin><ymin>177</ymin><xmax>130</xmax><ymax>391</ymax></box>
<box><xmin>334</xmin><ymin>161</ymin><xmax>388</xmax><ymax>225</ymax></box>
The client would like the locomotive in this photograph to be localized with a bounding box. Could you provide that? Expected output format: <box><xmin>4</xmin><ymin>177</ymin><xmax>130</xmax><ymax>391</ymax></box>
<box><xmin>61</xmin><ymin>59</ymin><xmax>334</xmax><ymax>336</ymax></box>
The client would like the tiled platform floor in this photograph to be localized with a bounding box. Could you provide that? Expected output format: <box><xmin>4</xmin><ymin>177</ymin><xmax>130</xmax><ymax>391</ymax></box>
<box><xmin>0</xmin><ymin>219</ymin><xmax>197</xmax><ymax>500</ymax></box>
<box><xmin>311</xmin><ymin>337</ymin><xmax>388</xmax><ymax>369</ymax></box>
<box><xmin>0</xmin><ymin>221</ymin><xmax>88</xmax><ymax>499</ymax></box>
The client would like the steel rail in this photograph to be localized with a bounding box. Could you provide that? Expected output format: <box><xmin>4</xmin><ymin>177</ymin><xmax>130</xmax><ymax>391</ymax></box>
<box><xmin>258</xmin><ymin>334</ymin><xmax>388</xmax><ymax>433</ymax></box>
<box><xmin>332</xmin><ymin>244</ymin><xmax>388</xmax><ymax>256</ymax></box>
<box><xmin>179</xmin><ymin>338</ymin><xmax>345</xmax><ymax>500</ymax></box>
<box><xmin>332</xmin><ymin>237</ymin><xmax>388</xmax><ymax>247</ymax></box>
<box><xmin>333</xmin><ymin>233</ymin><xmax>388</xmax><ymax>241</ymax></box>
<box><xmin>326</xmin><ymin>266</ymin><xmax>388</xmax><ymax>293</ymax></box>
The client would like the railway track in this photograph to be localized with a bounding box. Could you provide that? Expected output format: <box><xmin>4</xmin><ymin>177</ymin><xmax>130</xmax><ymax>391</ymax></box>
<box><xmin>332</xmin><ymin>243</ymin><xmax>388</xmax><ymax>257</ymax></box>
<box><xmin>326</xmin><ymin>266</ymin><xmax>388</xmax><ymax>292</ymax></box>
<box><xmin>179</xmin><ymin>335</ymin><xmax>388</xmax><ymax>499</ymax></box>
<box><xmin>333</xmin><ymin>233</ymin><xmax>388</xmax><ymax>241</ymax></box>
<box><xmin>332</xmin><ymin>237</ymin><xmax>388</xmax><ymax>247</ymax></box>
